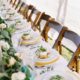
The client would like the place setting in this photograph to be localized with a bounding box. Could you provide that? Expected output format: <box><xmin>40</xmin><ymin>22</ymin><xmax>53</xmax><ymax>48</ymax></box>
<box><xmin>12</xmin><ymin>29</ymin><xmax>41</xmax><ymax>49</ymax></box>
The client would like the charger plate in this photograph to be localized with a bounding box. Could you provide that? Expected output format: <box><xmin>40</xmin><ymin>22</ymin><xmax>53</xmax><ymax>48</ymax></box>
<box><xmin>12</xmin><ymin>29</ymin><xmax>41</xmax><ymax>48</ymax></box>
<box><xmin>35</xmin><ymin>49</ymin><xmax>60</xmax><ymax>67</ymax></box>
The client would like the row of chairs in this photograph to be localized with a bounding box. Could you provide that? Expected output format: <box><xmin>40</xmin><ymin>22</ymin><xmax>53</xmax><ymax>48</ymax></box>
<box><xmin>8</xmin><ymin>0</ymin><xmax>80</xmax><ymax>73</ymax></box>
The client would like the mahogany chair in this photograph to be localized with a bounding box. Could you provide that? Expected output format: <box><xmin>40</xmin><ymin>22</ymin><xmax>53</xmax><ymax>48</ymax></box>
<box><xmin>9</xmin><ymin>0</ymin><xmax>23</xmax><ymax>12</ymax></box>
<box><xmin>9</xmin><ymin>0</ymin><xmax>32</xmax><ymax>19</ymax></box>
<box><xmin>17</xmin><ymin>1</ymin><xmax>28</xmax><ymax>18</ymax></box>
<box><xmin>53</xmin><ymin>29</ymin><xmax>80</xmax><ymax>72</ymax></box>
<box><xmin>34</xmin><ymin>13</ymin><xmax>54</xmax><ymax>32</ymax></box>
<box><xmin>26</xmin><ymin>5</ymin><xmax>35</xmax><ymax>21</ymax></box>
<box><xmin>27</xmin><ymin>8</ymin><xmax>42</xmax><ymax>29</ymax></box>
<box><xmin>9</xmin><ymin>0</ymin><xmax>16</xmax><ymax>7</ymax></box>
<box><xmin>14</xmin><ymin>0</ymin><xmax>23</xmax><ymax>11</ymax></box>
<box><xmin>9</xmin><ymin>0</ymin><xmax>18</xmax><ymax>8</ymax></box>
<box><xmin>9</xmin><ymin>0</ymin><xmax>13</xmax><ymax>3</ymax></box>
<box><xmin>41</xmin><ymin>20</ymin><xmax>67</xmax><ymax>43</ymax></box>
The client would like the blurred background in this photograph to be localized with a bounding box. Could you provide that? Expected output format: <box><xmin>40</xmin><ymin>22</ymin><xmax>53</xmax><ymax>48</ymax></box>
<box><xmin>23</xmin><ymin>0</ymin><xmax>80</xmax><ymax>35</ymax></box>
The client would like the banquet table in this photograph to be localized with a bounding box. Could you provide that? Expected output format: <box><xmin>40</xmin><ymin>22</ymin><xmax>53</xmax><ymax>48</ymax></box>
<box><xmin>0</xmin><ymin>0</ymin><xmax>80</xmax><ymax>80</ymax></box>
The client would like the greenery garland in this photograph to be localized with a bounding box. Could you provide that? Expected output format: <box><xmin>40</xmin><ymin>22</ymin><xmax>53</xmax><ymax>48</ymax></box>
<box><xmin>0</xmin><ymin>17</ymin><xmax>32</xmax><ymax>80</ymax></box>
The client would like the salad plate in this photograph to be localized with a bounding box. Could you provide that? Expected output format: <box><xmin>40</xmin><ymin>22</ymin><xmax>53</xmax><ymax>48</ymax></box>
<box><xmin>34</xmin><ymin>46</ymin><xmax>60</xmax><ymax>67</ymax></box>
<box><xmin>12</xmin><ymin>29</ymin><xmax>41</xmax><ymax>48</ymax></box>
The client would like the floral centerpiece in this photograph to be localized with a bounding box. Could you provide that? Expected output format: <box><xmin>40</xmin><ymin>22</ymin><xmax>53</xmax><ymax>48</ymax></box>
<box><xmin>0</xmin><ymin>17</ymin><xmax>34</xmax><ymax>80</ymax></box>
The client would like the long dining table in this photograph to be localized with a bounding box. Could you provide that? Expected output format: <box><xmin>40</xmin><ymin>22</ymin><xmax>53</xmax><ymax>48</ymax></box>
<box><xmin>0</xmin><ymin>0</ymin><xmax>80</xmax><ymax>80</ymax></box>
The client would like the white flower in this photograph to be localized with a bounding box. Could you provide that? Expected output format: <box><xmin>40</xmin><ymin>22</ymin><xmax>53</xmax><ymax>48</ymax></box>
<box><xmin>0</xmin><ymin>40</ymin><xmax>10</xmax><ymax>50</ymax></box>
<box><xmin>15</xmin><ymin>52</ymin><xmax>22</xmax><ymax>59</ymax></box>
<box><xmin>0</xmin><ymin>23</ymin><xmax>6</xmax><ymax>29</ymax></box>
<box><xmin>11</xmin><ymin>72</ymin><xmax>26</xmax><ymax>80</ymax></box>
<box><xmin>8</xmin><ymin>57</ymin><xmax>16</xmax><ymax>67</ymax></box>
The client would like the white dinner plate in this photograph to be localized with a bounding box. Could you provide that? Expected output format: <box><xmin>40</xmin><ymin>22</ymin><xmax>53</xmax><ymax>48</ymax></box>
<box><xmin>35</xmin><ymin>48</ymin><xmax>60</xmax><ymax>67</ymax></box>
<box><xmin>12</xmin><ymin>29</ymin><xmax>41</xmax><ymax>48</ymax></box>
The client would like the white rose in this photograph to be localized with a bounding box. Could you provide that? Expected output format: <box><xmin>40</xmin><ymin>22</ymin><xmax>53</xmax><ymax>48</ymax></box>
<box><xmin>15</xmin><ymin>52</ymin><xmax>22</xmax><ymax>59</ymax></box>
<box><xmin>0</xmin><ymin>40</ymin><xmax>10</xmax><ymax>50</ymax></box>
<box><xmin>0</xmin><ymin>23</ymin><xmax>6</xmax><ymax>29</ymax></box>
<box><xmin>8</xmin><ymin>57</ymin><xmax>16</xmax><ymax>67</ymax></box>
<box><xmin>11</xmin><ymin>72</ymin><xmax>26</xmax><ymax>80</ymax></box>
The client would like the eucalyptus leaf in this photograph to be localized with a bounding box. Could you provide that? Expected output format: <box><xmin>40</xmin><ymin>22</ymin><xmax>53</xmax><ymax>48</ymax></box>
<box><xmin>1</xmin><ymin>30</ymin><xmax>10</xmax><ymax>40</ymax></box>
<box><xmin>0</xmin><ymin>17</ymin><xmax>5</xmax><ymax>24</ymax></box>
<box><xmin>0</xmin><ymin>76</ymin><xmax>10</xmax><ymax>80</ymax></box>
<box><xmin>0</xmin><ymin>35</ymin><xmax>4</xmax><ymax>39</ymax></box>
<box><xmin>7</xmin><ymin>47</ymin><xmax>16</xmax><ymax>56</ymax></box>
<box><xmin>50</xmin><ymin>75</ymin><xmax>64</xmax><ymax>80</ymax></box>
<box><xmin>6</xmin><ymin>25</ymin><xmax>15</xmax><ymax>35</ymax></box>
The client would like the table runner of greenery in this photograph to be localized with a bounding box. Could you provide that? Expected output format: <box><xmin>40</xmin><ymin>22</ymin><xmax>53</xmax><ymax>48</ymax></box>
<box><xmin>0</xmin><ymin>17</ymin><xmax>33</xmax><ymax>80</ymax></box>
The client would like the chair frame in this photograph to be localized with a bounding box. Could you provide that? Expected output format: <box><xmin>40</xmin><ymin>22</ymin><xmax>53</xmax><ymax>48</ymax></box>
<box><xmin>9</xmin><ymin>0</ymin><xmax>12</xmax><ymax>3</ymax></box>
<box><xmin>17</xmin><ymin>1</ymin><xmax>28</xmax><ymax>16</ymax></box>
<box><xmin>9</xmin><ymin>0</ymin><xmax>30</xmax><ymax>19</ymax></box>
<box><xmin>34</xmin><ymin>13</ymin><xmax>54</xmax><ymax>32</ymax></box>
<box><xmin>68</xmin><ymin>44</ymin><xmax>80</xmax><ymax>72</ymax></box>
<box><xmin>54</xmin><ymin>29</ymin><xmax>80</xmax><ymax>72</ymax></box>
<box><xmin>26</xmin><ymin>5</ymin><xmax>35</xmax><ymax>21</ymax></box>
<box><xmin>14</xmin><ymin>0</ymin><xmax>21</xmax><ymax>10</ymax></box>
<box><xmin>11</xmin><ymin>0</ymin><xmax>16</xmax><ymax>7</ymax></box>
<box><xmin>27</xmin><ymin>8</ymin><xmax>42</xmax><ymax>29</ymax></box>
<box><xmin>42</xmin><ymin>20</ymin><xmax>67</xmax><ymax>42</ymax></box>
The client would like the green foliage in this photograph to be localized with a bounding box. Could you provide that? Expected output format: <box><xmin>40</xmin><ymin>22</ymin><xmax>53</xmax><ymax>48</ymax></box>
<box><xmin>21</xmin><ymin>66</ymin><xmax>31</xmax><ymax>80</ymax></box>
<box><xmin>7</xmin><ymin>47</ymin><xmax>16</xmax><ymax>56</ymax></box>
<box><xmin>50</xmin><ymin>75</ymin><xmax>64</xmax><ymax>80</ymax></box>
<box><xmin>0</xmin><ymin>76</ymin><xmax>10</xmax><ymax>80</ymax></box>
<box><xmin>0</xmin><ymin>17</ymin><xmax>32</xmax><ymax>80</ymax></box>
<box><xmin>5</xmin><ymin>62</ymin><xmax>21</xmax><ymax>77</ymax></box>
<box><xmin>25</xmin><ymin>77</ymin><xmax>30</xmax><ymax>80</ymax></box>
<box><xmin>0</xmin><ymin>26</ymin><xmax>15</xmax><ymax>46</ymax></box>
<box><xmin>39</xmin><ymin>46</ymin><xmax>46</xmax><ymax>52</ymax></box>
<box><xmin>0</xmin><ymin>17</ymin><xmax>5</xmax><ymax>24</ymax></box>
<box><xmin>1</xmin><ymin>30</ymin><xmax>10</xmax><ymax>39</ymax></box>
<box><xmin>6</xmin><ymin>24</ymin><xmax>16</xmax><ymax>35</ymax></box>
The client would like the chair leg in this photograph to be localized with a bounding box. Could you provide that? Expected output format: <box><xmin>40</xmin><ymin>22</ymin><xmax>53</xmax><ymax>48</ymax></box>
<box><xmin>12</xmin><ymin>0</ymin><xmax>16</xmax><ymax>7</ymax></box>
<box><xmin>77</xmin><ymin>56</ymin><xmax>80</xmax><ymax>73</ymax></box>
<box><xmin>10</xmin><ymin>0</ymin><xmax>12</xmax><ymax>3</ymax></box>
<box><xmin>58</xmin><ymin>41</ymin><xmax>62</xmax><ymax>55</ymax></box>
<box><xmin>42</xmin><ymin>24</ymin><xmax>50</xmax><ymax>42</ymax></box>
<box><xmin>68</xmin><ymin>58</ymin><xmax>77</xmax><ymax>72</ymax></box>
<box><xmin>15</xmin><ymin>0</ymin><xmax>21</xmax><ymax>10</ymax></box>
